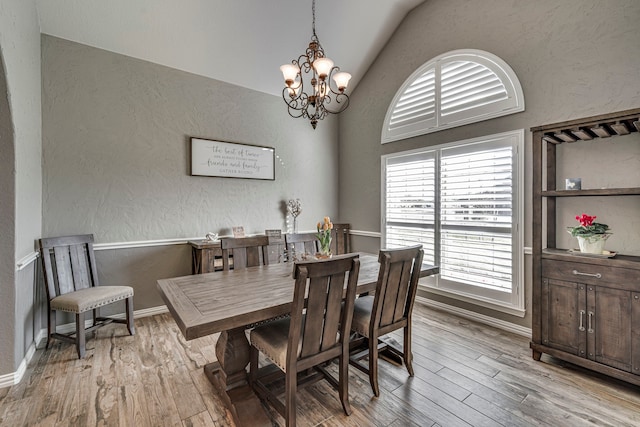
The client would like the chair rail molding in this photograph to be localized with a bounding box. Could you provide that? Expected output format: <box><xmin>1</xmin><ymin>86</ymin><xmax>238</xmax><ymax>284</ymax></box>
<box><xmin>350</xmin><ymin>230</ymin><xmax>381</xmax><ymax>238</ymax></box>
<box><xmin>94</xmin><ymin>237</ymin><xmax>204</xmax><ymax>251</ymax></box>
<box><xmin>16</xmin><ymin>251</ymin><xmax>39</xmax><ymax>271</ymax></box>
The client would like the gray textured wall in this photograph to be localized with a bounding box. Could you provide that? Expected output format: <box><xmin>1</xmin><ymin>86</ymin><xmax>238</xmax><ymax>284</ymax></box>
<box><xmin>0</xmin><ymin>0</ymin><xmax>41</xmax><ymax>376</ymax></box>
<box><xmin>0</xmin><ymin>40</ymin><xmax>16</xmax><ymax>376</ymax></box>
<box><xmin>339</xmin><ymin>0</ymin><xmax>640</xmax><ymax>327</ymax></box>
<box><xmin>41</xmin><ymin>35</ymin><xmax>340</xmax><ymax>311</ymax></box>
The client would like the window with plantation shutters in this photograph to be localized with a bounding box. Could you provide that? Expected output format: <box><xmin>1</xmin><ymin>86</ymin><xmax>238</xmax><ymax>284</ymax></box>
<box><xmin>385</xmin><ymin>151</ymin><xmax>436</xmax><ymax>264</ymax></box>
<box><xmin>440</xmin><ymin>142</ymin><xmax>514</xmax><ymax>293</ymax></box>
<box><xmin>382</xmin><ymin>50</ymin><xmax>524</xmax><ymax>144</ymax></box>
<box><xmin>382</xmin><ymin>130</ymin><xmax>524</xmax><ymax>315</ymax></box>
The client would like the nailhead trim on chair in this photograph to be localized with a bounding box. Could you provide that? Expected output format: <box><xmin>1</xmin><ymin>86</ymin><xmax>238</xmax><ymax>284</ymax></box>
<box><xmin>50</xmin><ymin>286</ymin><xmax>134</xmax><ymax>313</ymax></box>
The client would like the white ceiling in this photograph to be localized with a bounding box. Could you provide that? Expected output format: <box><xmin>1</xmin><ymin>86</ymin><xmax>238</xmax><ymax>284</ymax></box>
<box><xmin>36</xmin><ymin>0</ymin><xmax>425</xmax><ymax>97</ymax></box>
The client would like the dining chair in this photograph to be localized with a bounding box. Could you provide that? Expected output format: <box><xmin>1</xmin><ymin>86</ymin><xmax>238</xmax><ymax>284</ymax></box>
<box><xmin>220</xmin><ymin>235</ymin><xmax>270</xmax><ymax>270</ymax></box>
<box><xmin>284</xmin><ymin>232</ymin><xmax>319</xmax><ymax>259</ymax></box>
<box><xmin>330</xmin><ymin>223</ymin><xmax>351</xmax><ymax>255</ymax></box>
<box><xmin>39</xmin><ymin>234</ymin><xmax>135</xmax><ymax>359</ymax></box>
<box><xmin>349</xmin><ymin>244</ymin><xmax>423</xmax><ymax>397</ymax></box>
<box><xmin>249</xmin><ymin>254</ymin><xmax>361</xmax><ymax>427</ymax></box>
<box><xmin>266</xmin><ymin>233</ymin><xmax>286</xmax><ymax>264</ymax></box>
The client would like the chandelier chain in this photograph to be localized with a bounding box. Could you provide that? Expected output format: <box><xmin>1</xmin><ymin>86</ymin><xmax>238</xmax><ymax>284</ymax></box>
<box><xmin>312</xmin><ymin>0</ymin><xmax>316</xmax><ymax>37</ymax></box>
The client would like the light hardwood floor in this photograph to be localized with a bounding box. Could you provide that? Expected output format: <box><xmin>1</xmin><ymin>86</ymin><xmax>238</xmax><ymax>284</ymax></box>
<box><xmin>2</xmin><ymin>304</ymin><xmax>640</xmax><ymax>426</ymax></box>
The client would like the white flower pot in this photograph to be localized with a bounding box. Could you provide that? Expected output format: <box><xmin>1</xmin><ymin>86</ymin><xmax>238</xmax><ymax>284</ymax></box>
<box><xmin>577</xmin><ymin>234</ymin><xmax>610</xmax><ymax>254</ymax></box>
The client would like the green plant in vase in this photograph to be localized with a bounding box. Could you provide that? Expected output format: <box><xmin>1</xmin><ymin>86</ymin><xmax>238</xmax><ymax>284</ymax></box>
<box><xmin>567</xmin><ymin>213</ymin><xmax>612</xmax><ymax>254</ymax></box>
<box><xmin>316</xmin><ymin>216</ymin><xmax>333</xmax><ymax>258</ymax></box>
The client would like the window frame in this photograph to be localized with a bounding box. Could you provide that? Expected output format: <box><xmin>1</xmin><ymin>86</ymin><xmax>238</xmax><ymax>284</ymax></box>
<box><xmin>381</xmin><ymin>130</ymin><xmax>525</xmax><ymax>316</ymax></box>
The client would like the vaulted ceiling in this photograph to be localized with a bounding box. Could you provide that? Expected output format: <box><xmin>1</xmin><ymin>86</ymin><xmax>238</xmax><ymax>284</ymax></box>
<box><xmin>36</xmin><ymin>0</ymin><xmax>426</xmax><ymax>96</ymax></box>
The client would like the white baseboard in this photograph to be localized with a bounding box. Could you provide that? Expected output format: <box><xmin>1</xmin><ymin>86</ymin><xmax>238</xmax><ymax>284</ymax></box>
<box><xmin>3</xmin><ymin>305</ymin><xmax>170</xmax><ymax>389</ymax></box>
<box><xmin>0</xmin><ymin>341</ymin><xmax>38</xmax><ymax>389</ymax></box>
<box><xmin>416</xmin><ymin>296</ymin><xmax>532</xmax><ymax>337</ymax></box>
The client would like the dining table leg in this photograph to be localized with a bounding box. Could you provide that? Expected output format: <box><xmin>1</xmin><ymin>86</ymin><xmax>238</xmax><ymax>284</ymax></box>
<box><xmin>203</xmin><ymin>327</ymin><xmax>272</xmax><ymax>427</ymax></box>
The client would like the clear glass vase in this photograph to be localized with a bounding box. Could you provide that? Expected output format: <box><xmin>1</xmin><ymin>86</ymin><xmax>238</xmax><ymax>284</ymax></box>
<box><xmin>318</xmin><ymin>238</ymin><xmax>332</xmax><ymax>258</ymax></box>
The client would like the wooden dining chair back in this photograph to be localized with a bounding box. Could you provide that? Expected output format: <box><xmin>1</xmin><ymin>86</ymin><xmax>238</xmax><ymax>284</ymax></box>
<box><xmin>266</xmin><ymin>234</ymin><xmax>286</xmax><ymax>264</ymax></box>
<box><xmin>349</xmin><ymin>244</ymin><xmax>423</xmax><ymax>396</ymax></box>
<box><xmin>330</xmin><ymin>223</ymin><xmax>351</xmax><ymax>255</ymax></box>
<box><xmin>39</xmin><ymin>234</ymin><xmax>135</xmax><ymax>359</ymax></box>
<box><xmin>284</xmin><ymin>232</ymin><xmax>319</xmax><ymax>259</ymax></box>
<box><xmin>220</xmin><ymin>235</ymin><xmax>270</xmax><ymax>270</ymax></box>
<box><xmin>249</xmin><ymin>254</ymin><xmax>361</xmax><ymax>427</ymax></box>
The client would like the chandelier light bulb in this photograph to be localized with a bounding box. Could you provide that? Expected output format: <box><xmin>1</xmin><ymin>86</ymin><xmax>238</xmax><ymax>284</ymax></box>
<box><xmin>280</xmin><ymin>64</ymin><xmax>299</xmax><ymax>86</ymax></box>
<box><xmin>314</xmin><ymin>82</ymin><xmax>327</xmax><ymax>98</ymax></box>
<box><xmin>333</xmin><ymin>72</ymin><xmax>352</xmax><ymax>91</ymax></box>
<box><xmin>313</xmin><ymin>57</ymin><xmax>334</xmax><ymax>79</ymax></box>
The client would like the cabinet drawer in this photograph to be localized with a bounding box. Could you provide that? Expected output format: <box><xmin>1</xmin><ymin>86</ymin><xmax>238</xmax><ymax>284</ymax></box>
<box><xmin>542</xmin><ymin>259</ymin><xmax>640</xmax><ymax>290</ymax></box>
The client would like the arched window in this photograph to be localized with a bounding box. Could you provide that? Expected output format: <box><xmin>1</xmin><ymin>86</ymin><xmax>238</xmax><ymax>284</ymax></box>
<box><xmin>382</xmin><ymin>49</ymin><xmax>524</xmax><ymax>143</ymax></box>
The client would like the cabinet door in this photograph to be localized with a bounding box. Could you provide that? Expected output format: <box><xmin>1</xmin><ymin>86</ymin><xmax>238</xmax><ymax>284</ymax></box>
<box><xmin>542</xmin><ymin>278</ymin><xmax>587</xmax><ymax>357</ymax></box>
<box><xmin>633</xmin><ymin>292</ymin><xmax>640</xmax><ymax>375</ymax></box>
<box><xmin>587</xmin><ymin>285</ymin><xmax>633</xmax><ymax>372</ymax></box>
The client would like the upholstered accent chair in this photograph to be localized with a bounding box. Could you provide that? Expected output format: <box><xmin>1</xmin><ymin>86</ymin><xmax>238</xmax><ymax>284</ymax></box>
<box><xmin>39</xmin><ymin>234</ymin><xmax>135</xmax><ymax>359</ymax></box>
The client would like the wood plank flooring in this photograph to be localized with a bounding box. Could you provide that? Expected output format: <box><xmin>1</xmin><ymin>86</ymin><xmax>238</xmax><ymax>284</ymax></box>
<box><xmin>2</xmin><ymin>304</ymin><xmax>640</xmax><ymax>426</ymax></box>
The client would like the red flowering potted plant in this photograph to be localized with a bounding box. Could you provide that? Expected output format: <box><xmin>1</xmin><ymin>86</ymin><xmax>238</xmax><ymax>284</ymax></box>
<box><xmin>567</xmin><ymin>213</ymin><xmax>611</xmax><ymax>254</ymax></box>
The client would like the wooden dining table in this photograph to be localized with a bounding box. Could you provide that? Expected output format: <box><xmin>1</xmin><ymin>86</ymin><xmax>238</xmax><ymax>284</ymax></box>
<box><xmin>157</xmin><ymin>252</ymin><xmax>439</xmax><ymax>427</ymax></box>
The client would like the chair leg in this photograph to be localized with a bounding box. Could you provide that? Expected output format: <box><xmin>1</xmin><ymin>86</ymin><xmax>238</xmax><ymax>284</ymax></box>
<box><xmin>339</xmin><ymin>352</ymin><xmax>352</xmax><ymax>416</ymax></box>
<box><xmin>404</xmin><ymin>325</ymin><xmax>414</xmax><ymax>377</ymax></box>
<box><xmin>126</xmin><ymin>297</ymin><xmax>135</xmax><ymax>335</ymax></box>
<box><xmin>47</xmin><ymin>309</ymin><xmax>55</xmax><ymax>349</ymax></box>
<box><xmin>76</xmin><ymin>312</ymin><xmax>86</xmax><ymax>359</ymax></box>
<box><xmin>285</xmin><ymin>369</ymin><xmax>296</xmax><ymax>427</ymax></box>
<box><xmin>369</xmin><ymin>338</ymin><xmax>380</xmax><ymax>397</ymax></box>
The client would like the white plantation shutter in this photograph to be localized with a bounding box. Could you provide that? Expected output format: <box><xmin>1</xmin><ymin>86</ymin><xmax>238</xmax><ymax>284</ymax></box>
<box><xmin>382</xmin><ymin>130</ymin><xmax>524</xmax><ymax>313</ymax></box>
<box><xmin>440</xmin><ymin>60</ymin><xmax>508</xmax><ymax>119</ymax></box>
<box><xmin>387</xmin><ymin>69</ymin><xmax>436</xmax><ymax>134</ymax></box>
<box><xmin>440</xmin><ymin>145</ymin><xmax>514</xmax><ymax>292</ymax></box>
<box><xmin>384</xmin><ymin>151</ymin><xmax>436</xmax><ymax>264</ymax></box>
<box><xmin>382</xmin><ymin>50</ymin><xmax>524</xmax><ymax>144</ymax></box>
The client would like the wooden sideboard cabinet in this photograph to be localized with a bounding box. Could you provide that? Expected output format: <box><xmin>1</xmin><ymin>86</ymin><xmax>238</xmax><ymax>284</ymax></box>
<box><xmin>530</xmin><ymin>108</ymin><xmax>640</xmax><ymax>386</ymax></box>
<box><xmin>540</xmin><ymin>256</ymin><xmax>640</xmax><ymax>375</ymax></box>
<box><xmin>189</xmin><ymin>240</ymin><xmax>223</xmax><ymax>274</ymax></box>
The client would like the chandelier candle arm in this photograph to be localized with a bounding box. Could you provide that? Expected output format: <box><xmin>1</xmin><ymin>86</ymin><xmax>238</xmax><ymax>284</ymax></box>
<box><xmin>279</xmin><ymin>0</ymin><xmax>351</xmax><ymax>129</ymax></box>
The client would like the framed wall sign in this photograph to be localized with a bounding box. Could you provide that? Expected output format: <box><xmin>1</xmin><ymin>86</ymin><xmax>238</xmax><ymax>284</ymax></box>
<box><xmin>191</xmin><ymin>137</ymin><xmax>275</xmax><ymax>180</ymax></box>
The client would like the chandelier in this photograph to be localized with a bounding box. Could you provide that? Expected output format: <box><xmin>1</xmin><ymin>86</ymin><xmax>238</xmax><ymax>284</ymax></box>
<box><xmin>280</xmin><ymin>0</ymin><xmax>352</xmax><ymax>129</ymax></box>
